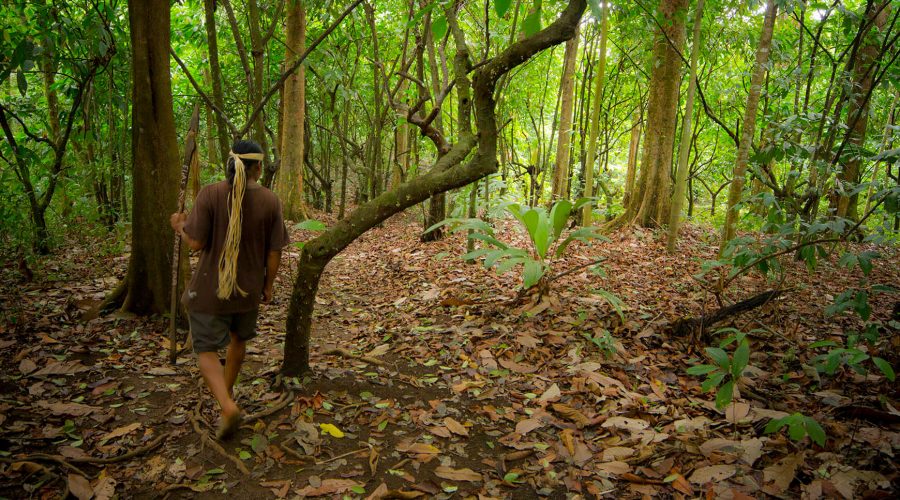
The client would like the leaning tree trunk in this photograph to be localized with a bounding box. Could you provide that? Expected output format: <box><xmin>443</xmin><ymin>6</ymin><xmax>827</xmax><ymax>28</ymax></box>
<box><xmin>282</xmin><ymin>0</ymin><xmax>588</xmax><ymax>375</ymax></box>
<box><xmin>275</xmin><ymin>0</ymin><xmax>307</xmax><ymax>221</ymax></box>
<box><xmin>120</xmin><ymin>0</ymin><xmax>183</xmax><ymax>314</ymax></box>
<box><xmin>666</xmin><ymin>0</ymin><xmax>704</xmax><ymax>252</ymax></box>
<box><xmin>550</xmin><ymin>25</ymin><xmax>580</xmax><ymax>203</ymax></box>
<box><xmin>720</xmin><ymin>0</ymin><xmax>777</xmax><ymax>255</ymax></box>
<box><xmin>422</xmin><ymin>10</ymin><xmax>449</xmax><ymax>242</ymax></box>
<box><xmin>624</xmin><ymin>0</ymin><xmax>687</xmax><ymax>228</ymax></box>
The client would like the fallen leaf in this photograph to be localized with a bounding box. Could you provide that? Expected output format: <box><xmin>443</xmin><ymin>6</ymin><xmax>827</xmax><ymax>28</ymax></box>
<box><xmin>397</xmin><ymin>442</ymin><xmax>439</xmax><ymax>455</ymax></box>
<box><xmin>31</xmin><ymin>360</ymin><xmax>90</xmax><ymax>377</ymax></box>
<box><xmin>99</xmin><ymin>422</ymin><xmax>141</xmax><ymax>444</ymax></box>
<box><xmin>551</xmin><ymin>403</ymin><xmax>590</xmax><ymax>428</ymax></box>
<box><xmin>366</xmin><ymin>344</ymin><xmax>390</xmax><ymax>357</ymax></box>
<box><xmin>35</xmin><ymin>401</ymin><xmax>98</xmax><ymax>416</ymax></box>
<box><xmin>602</xmin><ymin>416</ymin><xmax>649</xmax><ymax>433</ymax></box>
<box><xmin>147</xmin><ymin>367</ymin><xmax>177</xmax><ymax>376</ymax></box>
<box><xmin>92</xmin><ymin>477</ymin><xmax>116</xmax><ymax>500</ymax></box>
<box><xmin>443</xmin><ymin>417</ymin><xmax>469</xmax><ymax>436</ymax></box>
<box><xmin>596</xmin><ymin>461</ymin><xmax>631</xmax><ymax>475</ymax></box>
<box><xmin>319</xmin><ymin>423</ymin><xmax>345</xmax><ymax>438</ymax></box>
<box><xmin>260</xmin><ymin>479</ymin><xmax>291</xmax><ymax>498</ymax></box>
<box><xmin>762</xmin><ymin>453</ymin><xmax>803</xmax><ymax>495</ymax></box>
<box><xmin>725</xmin><ymin>402</ymin><xmax>751</xmax><ymax>423</ymax></box>
<box><xmin>19</xmin><ymin>359</ymin><xmax>37</xmax><ymax>375</ymax></box>
<box><xmin>601</xmin><ymin>446</ymin><xmax>635</xmax><ymax>462</ymax></box>
<box><xmin>295</xmin><ymin>479</ymin><xmax>361</xmax><ymax>497</ymax></box>
<box><xmin>515</xmin><ymin>418</ymin><xmax>543</xmax><ymax>435</ymax></box>
<box><xmin>68</xmin><ymin>473</ymin><xmax>93</xmax><ymax>500</ymax></box>
<box><xmin>699</xmin><ymin>438</ymin><xmax>763</xmax><ymax>466</ymax></box>
<box><xmin>434</xmin><ymin>466</ymin><xmax>482</xmax><ymax>482</ymax></box>
<box><xmin>689</xmin><ymin>464</ymin><xmax>737</xmax><ymax>484</ymax></box>
<box><xmin>538</xmin><ymin>383</ymin><xmax>561</xmax><ymax>403</ymax></box>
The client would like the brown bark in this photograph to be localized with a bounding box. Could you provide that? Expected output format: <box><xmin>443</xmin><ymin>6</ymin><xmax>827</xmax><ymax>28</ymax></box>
<box><xmin>720</xmin><ymin>0</ymin><xmax>778</xmax><ymax>254</ymax></box>
<box><xmin>275</xmin><ymin>0</ymin><xmax>308</xmax><ymax>221</ymax></box>
<box><xmin>622</xmin><ymin>109</ymin><xmax>642</xmax><ymax>208</ymax></box>
<box><xmin>550</xmin><ymin>25</ymin><xmax>580</xmax><ymax>202</ymax></box>
<box><xmin>203</xmin><ymin>0</ymin><xmax>231</xmax><ymax>164</ymax></box>
<box><xmin>282</xmin><ymin>0</ymin><xmax>588</xmax><ymax>375</ymax></box>
<box><xmin>626</xmin><ymin>0</ymin><xmax>687</xmax><ymax>228</ymax></box>
<box><xmin>121</xmin><ymin>0</ymin><xmax>182</xmax><ymax>314</ymax></box>
<box><xmin>832</xmin><ymin>2</ymin><xmax>891</xmax><ymax>221</ymax></box>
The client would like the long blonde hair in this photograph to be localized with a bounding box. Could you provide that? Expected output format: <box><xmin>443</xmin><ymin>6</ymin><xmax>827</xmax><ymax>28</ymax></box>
<box><xmin>217</xmin><ymin>149</ymin><xmax>265</xmax><ymax>300</ymax></box>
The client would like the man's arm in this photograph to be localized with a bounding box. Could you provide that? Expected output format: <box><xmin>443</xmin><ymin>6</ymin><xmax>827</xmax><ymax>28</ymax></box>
<box><xmin>170</xmin><ymin>212</ymin><xmax>205</xmax><ymax>251</ymax></box>
<box><xmin>262</xmin><ymin>250</ymin><xmax>282</xmax><ymax>303</ymax></box>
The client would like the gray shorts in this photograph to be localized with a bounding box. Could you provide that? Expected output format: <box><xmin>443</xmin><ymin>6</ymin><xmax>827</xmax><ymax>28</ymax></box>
<box><xmin>189</xmin><ymin>308</ymin><xmax>259</xmax><ymax>353</ymax></box>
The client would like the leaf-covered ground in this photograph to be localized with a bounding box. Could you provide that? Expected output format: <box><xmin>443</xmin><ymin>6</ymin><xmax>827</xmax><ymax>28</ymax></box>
<box><xmin>1</xmin><ymin>211</ymin><xmax>898</xmax><ymax>499</ymax></box>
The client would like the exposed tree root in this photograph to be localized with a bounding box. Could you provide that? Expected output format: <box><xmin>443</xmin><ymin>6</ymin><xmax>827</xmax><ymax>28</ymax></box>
<box><xmin>322</xmin><ymin>347</ymin><xmax>386</xmax><ymax>367</ymax></box>
<box><xmin>0</xmin><ymin>455</ymin><xmax>90</xmax><ymax>479</ymax></box>
<box><xmin>190</xmin><ymin>400</ymin><xmax>249</xmax><ymax>475</ymax></box>
<box><xmin>82</xmin><ymin>279</ymin><xmax>126</xmax><ymax>321</ymax></box>
<box><xmin>244</xmin><ymin>390</ymin><xmax>294</xmax><ymax>423</ymax></box>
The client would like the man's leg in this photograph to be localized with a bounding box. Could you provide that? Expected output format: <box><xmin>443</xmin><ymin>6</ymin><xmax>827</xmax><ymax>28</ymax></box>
<box><xmin>198</xmin><ymin>352</ymin><xmax>240</xmax><ymax>419</ymax></box>
<box><xmin>224</xmin><ymin>332</ymin><xmax>246</xmax><ymax>398</ymax></box>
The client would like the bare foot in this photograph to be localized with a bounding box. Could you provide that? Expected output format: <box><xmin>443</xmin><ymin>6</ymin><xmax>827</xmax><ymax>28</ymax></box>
<box><xmin>216</xmin><ymin>405</ymin><xmax>242</xmax><ymax>440</ymax></box>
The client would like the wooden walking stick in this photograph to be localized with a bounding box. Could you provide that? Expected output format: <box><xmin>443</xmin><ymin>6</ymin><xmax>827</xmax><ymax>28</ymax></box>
<box><xmin>169</xmin><ymin>103</ymin><xmax>201</xmax><ymax>364</ymax></box>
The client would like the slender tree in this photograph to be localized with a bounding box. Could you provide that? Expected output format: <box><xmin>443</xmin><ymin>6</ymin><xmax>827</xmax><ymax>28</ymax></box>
<box><xmin>550</xmin><ymin>25</ymin><xmax>580</xmax><ymax>202</ymax></box>
<box><xmin>720</xmin><ymin>0</ymin><xmax>778</xmax><ymax>254</ymax></box>
<box><xmin>275</xmin><ymin>0</ymin><xmax>308</xmax><ymax>221</ymax></box>
<box><xmin>582</xmin><ymin>5</ymin><xmax>608</xmax><ymax>226</ymax></box>
<box><xmin>666</xmin><ymin>0</ymin><xmax>704</xmax><ymax>252</ymax></box>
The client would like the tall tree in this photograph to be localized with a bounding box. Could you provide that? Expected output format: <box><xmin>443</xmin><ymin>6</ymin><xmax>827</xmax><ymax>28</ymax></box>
<box><xmin>720</xmin><ymin>0</ymin><xmax>778</xmax><ymax>254</ymax></box>
<box><xmin>666</xmin><ymin>0</ymin><xmax>704</xmax><ymax>252</ymax></box>
<box><xmin>550</xmin><ymin>25</ymin><xmax>580</xmax><ymax>202</ymax></box>
<box><xmin>582</xmin><ymin>6</ymin><xmax>608</xmax><ymax>226</ymax></box>
<box><xmin>831</xmin><ymin>1</ymin><xmax>891</xmax><ymax>221</ymax></box>
<box><xmin>203</xmin><ymin>0</ymin><xmax>230</xmax><ymax>164</ymax></box>
<box><xmin>119</xmin><ymin>0</ymin><xmax>182</xmax><ymax>314</ymax></box>
<box><xmin>620</xmin><ymin>0</ymin><xmax>688</xmax><ymax>228</ymax></box>
<box><xmin>275</xmin><ymin>0</ymin><xmax>308</xmax><ymax>221</ymax></box>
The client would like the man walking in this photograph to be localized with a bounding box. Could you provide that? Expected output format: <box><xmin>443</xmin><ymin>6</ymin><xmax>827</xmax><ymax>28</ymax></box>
<box><xmin>170</xmin><ymin>140</ymin><xmax>290</xmax><ymax>439</ymax></box>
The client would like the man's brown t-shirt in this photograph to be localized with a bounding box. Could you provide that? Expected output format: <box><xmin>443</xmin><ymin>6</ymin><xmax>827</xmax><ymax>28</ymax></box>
<box><xmin>182</xmin><ymin>181</ymin><xmax>290</xmax><ymax>314</ymax></box>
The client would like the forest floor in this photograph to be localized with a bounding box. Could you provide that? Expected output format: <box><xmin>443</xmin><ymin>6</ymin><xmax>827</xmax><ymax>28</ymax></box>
<box><xmin>1</xmin><ymin>209</ymin><xmax>899</xmax><ymax>499</ymax></box>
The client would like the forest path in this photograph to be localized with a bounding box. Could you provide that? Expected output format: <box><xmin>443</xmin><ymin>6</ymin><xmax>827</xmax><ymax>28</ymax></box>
<box><xmin>1</xmin><ymin>212</ymin><xmax>898</xmax><ymax>499</ymax></box>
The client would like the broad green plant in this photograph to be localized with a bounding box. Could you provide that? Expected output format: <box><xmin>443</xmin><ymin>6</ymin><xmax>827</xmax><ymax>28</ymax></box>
<box><xmin>687</xmin><ymin>329</ymin><xmax>751</xmax><ymax>409</ymax></box>
<box><xmin>427</xmin><ymin>199</ymin><xmax>607</xmax><ymax>292</ymax></box>
<box><xmin>764</xmin><ymin>413</ymin><xmax>826</xmax><ymax>446</ymax></box>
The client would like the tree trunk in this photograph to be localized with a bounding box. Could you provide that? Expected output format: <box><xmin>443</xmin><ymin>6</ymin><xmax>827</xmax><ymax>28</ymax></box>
<box><xmin>248</xmin><ymin>0</ymin><xmax>273</xmax><ymax>186</ymax></box>
<box><xmin>582</xmin><ymin>5</ymin><xmax>607</xmax><ymax>226</ymax></box>
<box><xmin>622</xmin><ymin>109</ymin><xmax>642</xmax><ymax>208</ymax></box>
<box><xmin>831</xmin><ymin>2</ymin><xmax>890</xmax><ymax>221</ymax></box>
<box><xmin>719</xmin><ymin>0</ymin><xmax>777</xmax><ymax>254</ymax></box>
<box><xmin>550</xmin><ymin>25</ymin><xmax>580</xmax><ymax>203</ymax></box>
<box><xmin>203</xmin><ymin>0</ymin><xmax>231</xmax><ymax>164</ymax></box>
<box><xmin>282</xmin><ymin>0</ymin><xmax>588</xmax><ymax>375</ymax></box>
<box><xmin>275</xmin><ymin>0</ymin><xmax>308</xmax><ymax>221</ymax></box>
<box><xmin>121</xmin><ymin>0</ymin><xmax>182</xmax><ymax>314</ymax></box>
<box><xmin>666</xmin><ymin>0</ymin><xmax>704</xmax><ymax>252</ymax></box>
<box><xmin>625</xmin><ymin>0</ymin><xmax>687</xmax><ymax>227</ymax></box>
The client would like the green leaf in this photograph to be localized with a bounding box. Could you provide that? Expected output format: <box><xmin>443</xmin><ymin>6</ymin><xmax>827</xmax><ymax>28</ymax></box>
<box><xmin>593</xmin><ymin>288</ymin><xmax>625</xmax><ymax>322</ymax></box>
<box><xmin>686</xmin><ymin>364</ymin><xmax>718</xmax><ymax>376</ymax></box>
<box><xmin>523</xmin><ymin>259</ymin><xmax>544</xmax><ymax>289</ymax></box>
<box><xmin>549</xmin><ymin>199</ymin><xmax>573</xmax><ymax>241</ymax></box>
<box><xmin>701</xmin><ymin>371</ymin><xmax>725</xmax><ymax>392</ymax></box>
<box><xmin>295</xmin><ymin>219</ymin><xmax>326</xmax><ymax>231</ymax></box>
<box><xmin>788</xmin><ymin>420</ymin><xmax>806</xmax><ymax>442</ymax></box>
<box><xmin>804</xmin><ymin>416</ymin><xmax>826</xmax><ymax>446</ymax></box>
<box><xmin>239</xmin><ymin>450</ymin><xmax>251</xmax><ymax>460</ymax></box>
<box><xmin>873</xmin><ymin>357</ymin><xmax>896</xmax><ymax>381</ymax></box>
<box><xmin>432</xmin><ymin>14</ymin><xmax>448</xmax><ymax>40</ymax></box>
<box><xmin>522</xmin><ymin>7</ymin><xmax>542</xmax><ymax>36</ymax></box>
<box><xmin>705</xmin><ymin>347</ymin><xmax>730</xmax><ymax>370</ymax></box>
<box><xmin>715</xmin><ymin>380</ymin><xmax>734</xmax><ymax>409</ymax></box>
<box><xmin>494</xmin><ymin>0</ymin><xmax>513</xmax><ymax>17</ymax></box>
<box><xmin>808</xmin><ymin>340</ymin><xmax>839</xmax><ymax>349</ymax></box>
<box><xmin>351</xmin><ymin>485</ymin><xmax>366</xmax><ymax>494</ymax></box>
<box><xmin>731</xmin><ymin>340</ymin><xmax>750</xmax><ymax>379</ymax></box>
<box><xmin>764</xmin><ymin>416</ymin><xmax>789</xmax><ymax>435</ymax></box>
